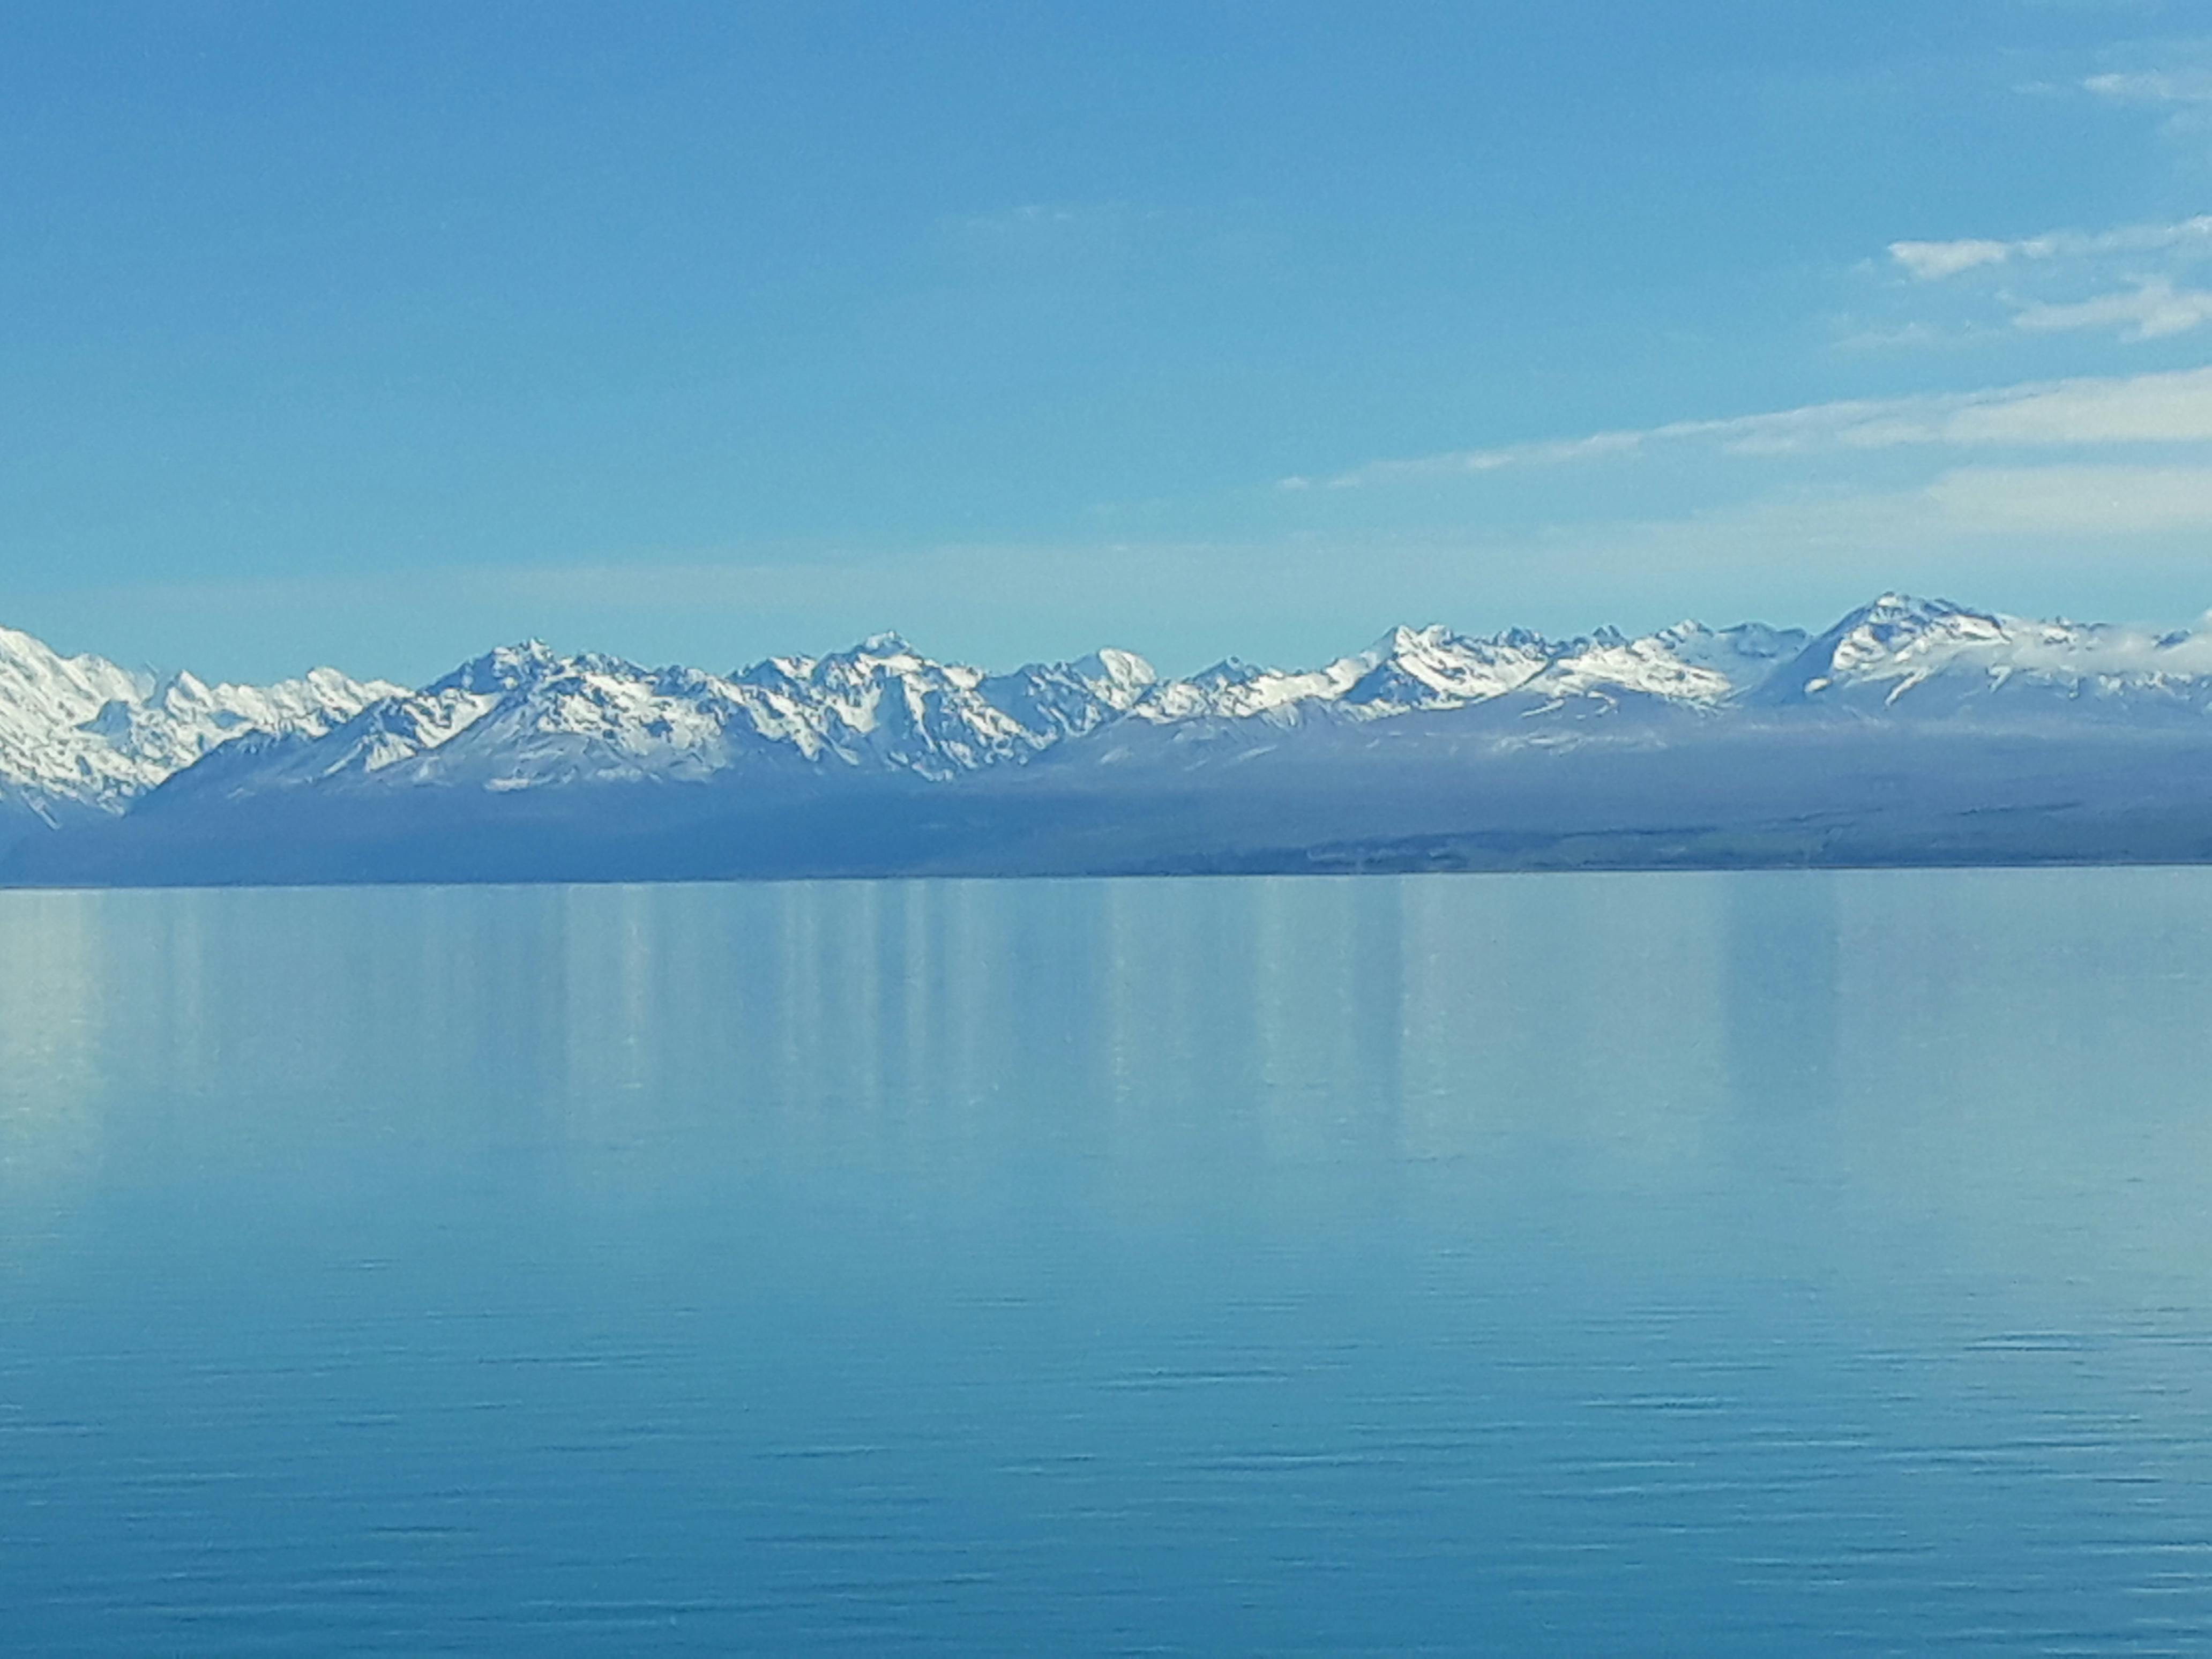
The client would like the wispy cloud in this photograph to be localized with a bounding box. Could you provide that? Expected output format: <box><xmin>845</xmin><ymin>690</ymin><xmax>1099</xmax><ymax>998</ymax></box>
<box><xmin>1887</xmin><ymin>214</ymin><xmax>2212</xmax><ymax>282</ymax></box>
<box><xmin>1304</xmin><ymin>365</ymin><xmax>2212</xmax><ymax>488</ymax></box>
<box><xmin>1864</xmin><ymin>212</ymin><xmax>2212</xmax><ymax>342</ymax></box>
<box><xmin>2084</xmin><ymin>68</ymin><xmax>2212</xmax><ymax>104</ymax></box>
<box><xmin>2079</xmin><ymin>47</ymin><xmax>2212</xmax><ymax>147</ymax></box>
<box><xmin>1925</xmin><ymin>462</ymin><xmax>2212</xmax><ymax>533</ymax></box>
<box><xmin>2013</xmin><ymin>276</ymin><xmax>2212</xmax><ymax>340</ymax></box>
<box><xmin>1888</xmin><ymin>239</ymin><xmax>2015</xmax><ymax>281</ymax></box>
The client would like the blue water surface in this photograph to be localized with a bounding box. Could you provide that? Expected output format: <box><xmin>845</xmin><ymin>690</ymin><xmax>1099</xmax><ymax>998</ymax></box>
<box><xmin>4</xmin><ymin>870</ymin><xmax>2212</xmax><ymax>1655</ymax></box>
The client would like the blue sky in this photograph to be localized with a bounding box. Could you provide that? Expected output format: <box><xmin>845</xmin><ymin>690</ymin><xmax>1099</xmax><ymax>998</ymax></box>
<box><xmin>6</xmin><ymin>1</ymin><xmax>2212</xmax><ymax>682</ymax></box>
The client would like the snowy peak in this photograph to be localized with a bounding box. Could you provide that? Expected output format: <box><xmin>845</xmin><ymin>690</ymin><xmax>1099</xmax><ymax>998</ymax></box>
<box><xmin>736</xmin><ymin>634</ymin><xmax>1162</xmax><ymax>772</ymax></box>
<box><xmin>1070</xmin><ymin>648</ymin><xmax>1157</xmax><ymax>706</ymax></box>
<box><xmin>277</xmin><ymin>647</ymin><xmax>781</xmax><ymax>794</ymax></box>
<box><xmin>1649</xmin><ymin>620</ymin><xmax>1811</xmax><ymax>682</ymax></box>
<box><xmin>980</xmin><ymin>649</ymin><xmax>1159</xmax><ymax>747</ymax></box>
<box><xmin>433</xmin><ymin>640</ymin><xmax>580</xmax><ymax>696</ymax></box>
<box><xmin>1123</xmin><ymin>617</ymin><xmax>1812</xmax><ymax>726</ymax></box>
<box><xmin>733</xmin><ymin>634</ymin><xmax>1112</xmax><ymax>775</ymax></box>
<box><xmin>1810</xmin><ymin>593</ymin><xmax>2005</xmax><ymax>688</ymax></box>
<box><xmin>1134</xmin><ymin>653</ymin><xmax>1366</xmax><ymax>722</ymax></box>
<box><xmin>1754</xmin><ymin>593</ymin><xmax>2212</xmax><ymax>715</ymax></box>
<box><xmin>0</xmin><ymin>624</ymin><xmax>401</xmax><ymax>814</ymax></box>
<box><xmin>1516</xmin><ymin>634</ymin><xmax>1738</xmax><ymax>709</ymax></box>
<box><xmin>1127</xmin><ymin>626</ymin><xmax>1556</xmax><ymax>724</ymax></box>
<box><xmin>1498</xmin><ymin>619</ymin><xmax>1814</xmax><ymax>713</ymax></box>
<box><xmin>1340</xmin><ymin>625</ymin><xmax>1555</xmax><ymax>711</ymax></box>
<box><xmin>0</xmin><ymin>623</ymin><xmax>151</xmax><ymax>727</ymax></box>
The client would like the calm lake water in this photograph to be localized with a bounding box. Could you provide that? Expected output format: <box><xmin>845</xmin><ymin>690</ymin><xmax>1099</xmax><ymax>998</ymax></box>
<box><xmin>5</xmin><ymin>870</ymin><xmax>2212</xmax><ymax>1654</ymax></box>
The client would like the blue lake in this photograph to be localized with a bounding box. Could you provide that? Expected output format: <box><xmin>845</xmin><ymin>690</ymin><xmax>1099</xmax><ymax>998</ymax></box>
<box><xmin>5</xmin><ymin>870</ymin><xmax>2212</xmax><ymax>1654</ymax></box>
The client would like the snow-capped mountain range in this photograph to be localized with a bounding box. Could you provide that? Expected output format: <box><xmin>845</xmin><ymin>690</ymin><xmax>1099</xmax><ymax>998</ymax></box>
<box><xmin>5</xmin><ymin>593</ymin><xmax>2211</xmax><ymax>826</ymax></box>
<box><xmin>8</xmin><ymin>591</ymin><xmax>2212</xmax><ymax>884</ymax></box>
<box><xmin>0</xmin><ymin>624</ymin><xmax>402</xmax><ymax>824</ymax></box>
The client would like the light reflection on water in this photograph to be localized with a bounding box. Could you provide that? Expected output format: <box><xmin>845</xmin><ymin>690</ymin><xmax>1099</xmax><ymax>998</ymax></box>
<box><xmin>4</xmin><ymin>870</ymin><xmax>2212</xmax><ymax>1654</ymax></box>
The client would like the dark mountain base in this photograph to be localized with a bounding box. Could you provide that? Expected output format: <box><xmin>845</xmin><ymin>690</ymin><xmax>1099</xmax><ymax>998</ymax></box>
<box><xmin>7</xmin><ymin>725</ymin><xmax>2212</xmax><ymax>887</ymax></box>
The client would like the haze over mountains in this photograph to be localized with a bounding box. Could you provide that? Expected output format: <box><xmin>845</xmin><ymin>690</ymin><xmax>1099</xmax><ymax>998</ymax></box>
<box><xmin>5</xmin><ymin>592</ymin><xmax>2212</xmax><ymax>884</ymax></box>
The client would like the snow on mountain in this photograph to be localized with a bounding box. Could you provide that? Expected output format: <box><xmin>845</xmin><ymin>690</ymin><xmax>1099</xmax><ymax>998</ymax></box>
<box><xmin>1339</xmin><ymin>625</ymin><xmax>1557</xmax><ymax>712</ymax></box>
<box><xmin>151</xmin><ymin>597</ymin><xmax>2180</xmax><ymax>810</ymax></box>
<box><xmin>12</xmin><ymin>592</ymin><xmax>2212</xmax><ymax>828</ymax></box>
<box><xmin>979</xmin><ymin>648</ymin><xmax>1159</xmax><ymax>742</ymax></box>
<box><xmin>205</xmin><ymin>642</ymin><xmax>810</xmax><ymax>797</ymax></box>
<box><xmin>1126</xmin><ymin>619</ymin><xmax>1799</xmax><ymax>729</ymax></box>
<box><xmin>1647</xmin><ymin>621</ymin><xmax>1811</xmax><ymax>687</ymax></box>
<box><xmin>1131</xmin><ymin>654</ymin><xmax>1366</xmax><ymax>722</ymax></box>
<box><xmin>734</xmin><ymin>631</ymin><xmax>1148</xmax><ymax>775</ymax></box>
<box><xmin>179</xmin><ymin>633</ymin><xmax>1171</xmax><ymax>802</ymax></box>
<box><xmin>1757</xmin><ymin>593</ymin><xmax>2212</xmax><ymax>719</ymax></box>
<box><xmin>1498</xmin><ymin>622</ymin><xmax>1812</xmax><ymax>717</ymax></box>
<box><xmin>0</xmin><ymin>624</ymin><xmax>401</xmax><ymax>819</ymax></box>
<box><xmin>1132</xmin><ymin>625</ymin><xmax>1564</xmax><ymax>724</ymax></box>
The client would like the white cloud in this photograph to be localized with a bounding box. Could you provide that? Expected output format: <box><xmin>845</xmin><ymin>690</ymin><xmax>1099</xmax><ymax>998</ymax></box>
<box><xmin>1886</xmin><ymin>214</ymin><xmax>2212</xmax><ymax>282</ymax></box>
<box><xmin>1889</xmin><ymin>238</ymin><xmax>2015</xmax><ymax>281</ymax></box>
<box><xmin>2012</xmin><ymin>277</ymin><xmax>2212</xmax><ymax>340</ymax></box>
<box><xmin>2084</xmin><ymin>69</ymin><xmax>2212</xmax><ymax>104</ymax></box>
<box><xmin>1926</xmin><ymin>464</ymin><xmax>2212</xmax><ymax>533</ymax></box>
<box><xmin>1314</xmin><ymin>365</ymin><xmax>2212</xmax><ymax>488</ymax></box>
<box><xmin>1930</xmin><ymin>367</ymin><xmax>2212</xmax><ymax>444</ymax></box>
<box><xmin>1281</xmin><ymin>430</ymin><xmax>1645</xmax><ymax>489</ymax></box>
